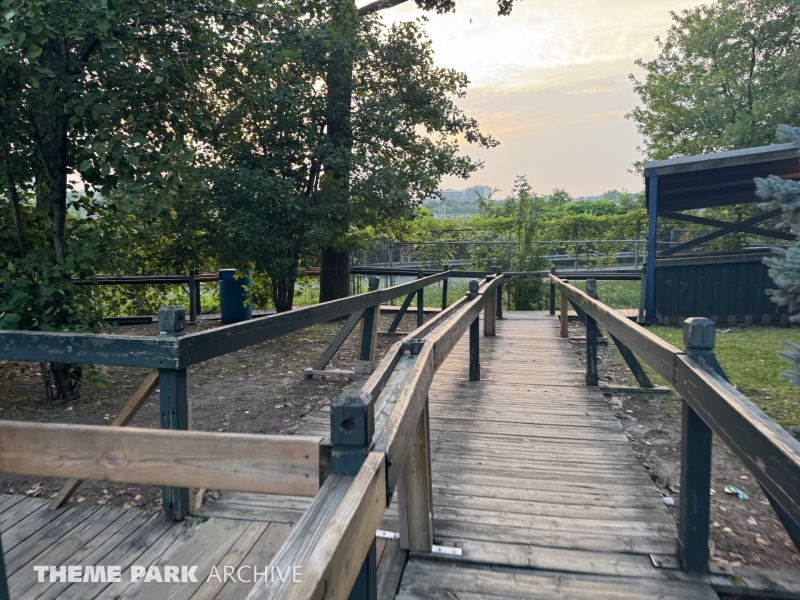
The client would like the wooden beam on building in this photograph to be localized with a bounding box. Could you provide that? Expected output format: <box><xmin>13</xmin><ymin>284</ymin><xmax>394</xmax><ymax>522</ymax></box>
<box><xmin>659</xmin><ymin>208</ymin><xmax>785</xmax><ymax>256</ymax></box>
<box><xmin>661</xmin><ymin>209</ymin><xmax>795</xmax><ymax>241</ymax></box>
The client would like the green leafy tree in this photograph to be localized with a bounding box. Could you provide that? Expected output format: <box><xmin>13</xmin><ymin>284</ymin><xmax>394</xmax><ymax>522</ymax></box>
<box><xmin>317</xmin><ymin>0</ymin><xmax>518</xmax><ymax>302</ymax></box>
<box><xmin>0</xmin><ymin>0</ymin><xmax>263</xmax><ymax>397</ymax></box>
<box><xmin>628</xmin><ymin>0</ymin><xmax>800</xmax><ymax>162</ymax></box>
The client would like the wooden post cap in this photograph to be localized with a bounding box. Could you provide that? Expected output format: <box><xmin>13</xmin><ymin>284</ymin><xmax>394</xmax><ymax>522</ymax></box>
<box><xmin>684</xmin><ymin>317</ymin><xmax>715</xmax><ymax>350</ymax></box>
<box><xmin>468</xmin><ymin>280</ymin><xmax>479</xmax><ymax>298</ymax></box>
<box><xmin>158</xmin><ymin>306</ymin><xmax>185</xmax><ymax>335</ymax></box>
<box><xmin>330</xmin><ymin>390</ymin><xmax>374</xmax><ymax>447</ymax></box>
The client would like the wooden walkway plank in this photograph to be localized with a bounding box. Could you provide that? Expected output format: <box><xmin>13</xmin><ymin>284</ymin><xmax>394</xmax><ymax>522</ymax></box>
<box><xmin>396</xmin><ymin>558</ymin><xmax>718</xmax><ymax>600</ymax></box>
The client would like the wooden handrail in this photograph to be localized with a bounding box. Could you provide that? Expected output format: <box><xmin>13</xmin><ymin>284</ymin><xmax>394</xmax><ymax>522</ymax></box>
<box><xmin>0</xmin><ymin>272</ymin><xmax>450</xmax><ymax>369</ymax></box>
<box><xmin>550</xmin><ymin>273</ymin><xmax>800</xmax><ymax>529</ymax></box>
<box><xmin>0</xmin><ymin>422</ymin><xmax>327</xmax><ymax>497</ymax></box>
<box><xmin>257</xmin><ymin>275</ymin><xmax>505</xmax><ymax>598</ymax></box>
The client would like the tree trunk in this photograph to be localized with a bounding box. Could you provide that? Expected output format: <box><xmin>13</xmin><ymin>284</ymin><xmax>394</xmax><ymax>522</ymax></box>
<box><xmin>318</xmin><ymin>4</ymin><xmax>356</xmax><ymax>303</ymax></box>
<box><xmin>48</xmin><ymin>362</ymin><xmax>80</xmax><ymax>401</ymax></box>
<box><xmin>272</xmin><ymin>273</ymin><xmax>297</xmax><ymax>313</ymax></box>
<box><xmin>319</xmin><ymin>247</ymin><xmax>351</xmax><ymax>303</ymax></box>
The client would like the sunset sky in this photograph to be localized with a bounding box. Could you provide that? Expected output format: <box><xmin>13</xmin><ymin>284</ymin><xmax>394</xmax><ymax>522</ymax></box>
<box><xmin>366</xmin><ymin>0</ymin><xmax>705</xmax><ymax>198</ymax></box>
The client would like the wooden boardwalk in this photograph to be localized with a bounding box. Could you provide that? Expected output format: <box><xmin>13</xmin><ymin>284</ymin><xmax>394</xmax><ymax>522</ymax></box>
<box><xmin>0</xmin><ymin>311</ymin><xmax>719</xmax><ymax>599</ymax></box>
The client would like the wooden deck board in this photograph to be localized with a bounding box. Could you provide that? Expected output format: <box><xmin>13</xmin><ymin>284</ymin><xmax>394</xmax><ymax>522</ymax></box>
<box><xmin>0</xmin><ymin>311</ymin><xmax>719</xmax><ymax>599</ymax></box>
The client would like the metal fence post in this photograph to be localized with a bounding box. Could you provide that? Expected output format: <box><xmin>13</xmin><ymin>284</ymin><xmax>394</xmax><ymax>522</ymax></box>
<box><xmin>188</xmin><ymin>269</ymin><xmax>198</xmax><ymax>324</ymax></box>
<box><xmin>330</xmin><ymin>389</ymin><xmax>377</xmax><ymax>600</ymax></box>
<box><xmin>356</xmin><ymin>277</ymin><xmax>381</xmax><ymax>375</ymax></box>
<box><xmin>416</xmin><ymin>270</ymin><xmax>424</xmax><ymax>327</ymax></box>
<box><xmin>441</xmin><ymin>264</ymin><xmax>450</xmax><ymax>310</ymax></box>
<box><xmin>678</xmin><ymin>317</ymin><xmax>714</xmax><ymax>572</ymax></box>
<box><xmin>549</xmin><ymin>266</ymin><xmax>556</xmax><ymax>315</ymax></box>
<box><xmin>469</xmin><ymin>280</ymin><xmax>480</xmax><ymax>381</ymax></box>
<box><xmin>584</xmin><ymin>279</ymin><xmax>599</xmax><ymax>386</ymax></box>
<box><xmin>158</xmin><ymin>306</ymin><xmax>190</xmax><ymax>521</ymax></box>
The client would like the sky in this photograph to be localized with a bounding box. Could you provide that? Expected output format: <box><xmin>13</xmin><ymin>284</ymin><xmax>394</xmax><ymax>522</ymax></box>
<box><xmin>363</xmin><ymin>0</ymin><xmax>704</xmax><ymax>198</ymax></box>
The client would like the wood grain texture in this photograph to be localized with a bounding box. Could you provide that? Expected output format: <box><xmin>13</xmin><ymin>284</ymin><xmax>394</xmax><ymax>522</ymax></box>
<box><xmin>0</xmin><ymin>422</ymin><xmax>324</xmax><ymax>497</ymax></box>
<box><xmin>50</xmin><ymin>369</ymin><xmax>160</xmax><ymax>509</ymax></box>
<box><xmin>249</xmin><ymin>452</ymin><xmax>386</xmax><ymax>600</ymax></box>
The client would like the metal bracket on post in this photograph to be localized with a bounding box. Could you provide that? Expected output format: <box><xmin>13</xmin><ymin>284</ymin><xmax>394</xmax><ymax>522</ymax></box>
<box><xmin>678</xmin><ymin>317</ymin><xmax>715</xmax><ymax>572</ymax></box>
<box><xmin>158</xmin><ymin>306</ymin><xmax>190</xmax><ymax>521</ymax></box>
<box><xmin>356</xmin><ymin>277</ymin><xmax>381</xmax><ymax>375</ymax></box>
<box><xmin>330</xmin><ymin>390</ymin><xmax>377</xmax><ymax>600</ymax></box>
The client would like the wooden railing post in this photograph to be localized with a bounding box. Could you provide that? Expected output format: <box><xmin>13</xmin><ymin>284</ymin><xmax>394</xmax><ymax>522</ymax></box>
<box><xmin>398</xmin><ymin>389</ymin><xmax>434</xmax><ymax>553</ymax></box>
<box><xmin>484</xmin><ymin>275</ymin><xmax>496</xmax><ymax>336</ymax></box>
<box><xmin>549</xmin><ymin>266</ymin><xmax>556</xmax><ymax>315</ymax></box>
<box><xmin>678</xmin><ymin>317</ymin><xmax>715</xmax><ymax>572</ymax></box>
<box><xmin>158</xmin><ymin>306</ymin><xmax>190</xmax><ymax>521</ymax></box>
<box><xmin>468</xmin><ymin>280</ymin><xmax>480</xmax><ymax>381</ymax></box>
<box><xmin>560</xmin><ymin>279</ymin><xmax>569</xmax><ymax>338</ymax></box>
<box><xmin>356</xmin><ymin>277</ymin><xmax>381</xmax><ymax>375</ymax></box>
<box><xmin>416</xmin><ymin>270</ymin><xmax>424</xmax><ymax>327</ymax></box>
<box><xmin>188</xmin><ymin>269</ymin><xmax>198</xmax><ymax>324</ymax></box>
<box><xmin>441</xmin><ymin>264</ymin><xmax>450</xmax><ymax>310</ymax></box>
<box><xmin>330</xmin><ymin>389</ymin><xmax>377</xmax><ymax>600</ymax></box>
<box><xmin>494</xmin><ymin>267</ymin><xmax>503</xmax><ymax>320</ymax></box>
<box><xmin>584</xmin><ymin>279</ymin><xmax>599</xmax><ymax>386</ymax></box>
<box><xmin>0</xmin><ymin>535</ymin><xmax>9</xmax><ymax>600</ymax></box>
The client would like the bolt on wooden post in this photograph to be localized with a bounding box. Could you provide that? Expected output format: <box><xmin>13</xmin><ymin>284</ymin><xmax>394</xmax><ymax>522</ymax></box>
<box><xmin>678</xmin><ymin>317</ymin><xmax>715</xmax><ymax>572</ymax></box>
<box><xmin>330</xmin><ymin>390</ymin><xmax>377</xmax><ymax>599</ymax></box>
<box><xmin>158</xmin><ymin>306</ymin><xmax>190</xmax><ymax>521</ymax></box>
<box><xmin>469</xmin><ymin>280</ymin><xmax>480</xmax><ymax>381</ymax></box>
<box><xmin>355</xmin><ymin>277</ymin><xmax>381</xmax><ymax>375</ymax></box>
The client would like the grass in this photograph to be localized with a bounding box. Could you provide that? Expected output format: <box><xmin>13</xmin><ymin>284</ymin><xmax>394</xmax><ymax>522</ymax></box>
<box><xmin>563</xmin><ymin>280</ymin><xmax>641</xmax><ymax>309</ymax></box>
<box><xmin>648</xmin><ymin>325</ymin><xmax>800</xmax><ymax>428</ymax></box>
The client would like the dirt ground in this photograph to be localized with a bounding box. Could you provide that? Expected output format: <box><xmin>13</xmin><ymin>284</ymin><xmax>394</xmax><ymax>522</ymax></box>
<box><xmin>0</xmin><ymin>311</ymin><xmax>423</xmax><ymax>513</ymax></box>
<box><xmin>566</xmin><ymin>318</ymin><xmax>800</xmax><ymax>573</ymax></box>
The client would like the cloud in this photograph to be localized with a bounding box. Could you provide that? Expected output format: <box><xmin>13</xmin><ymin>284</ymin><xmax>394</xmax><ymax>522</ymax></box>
<box><xmin>365</xmin><ymin>0</ymin><xmax>704</xmax><ymax>196</ymax></box>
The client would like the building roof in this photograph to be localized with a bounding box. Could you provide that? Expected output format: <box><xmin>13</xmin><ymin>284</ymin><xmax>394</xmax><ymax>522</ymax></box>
<box><xmin>644</xmin><ymin>142</ymin><xmax>800</xmax><ymax>213</ymax></box>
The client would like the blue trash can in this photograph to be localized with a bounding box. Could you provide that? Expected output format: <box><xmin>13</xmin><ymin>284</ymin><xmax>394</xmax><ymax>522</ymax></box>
<box><xmin>219</xmin><ymin>269</ymin><xmax>252</xmax><ymax>324</ymax></box>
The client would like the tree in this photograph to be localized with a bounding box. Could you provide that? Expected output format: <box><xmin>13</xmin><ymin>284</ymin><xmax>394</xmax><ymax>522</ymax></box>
<box><xmin>317</xmin><ymin>0</ymin><xmax>518</xmax><ymax>302</ymax></box>
<box><xmin>755</xmin><ymin>125</ymin><xmax>800</xmax><ymax>386</ymax></box>
<box><xmin>628</xmin><ymin>0</ymin><xmax>800</xmax><ymax>162</ymax></box>
<box><xmin>0</xmin><ymin>0</ymin><xmax>264</xmax><ymax>397</ymax></box>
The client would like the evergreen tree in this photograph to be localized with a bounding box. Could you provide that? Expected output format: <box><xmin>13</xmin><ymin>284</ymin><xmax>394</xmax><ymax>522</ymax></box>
<box><xmin>755</xmin><ymin>125</ymin><xmax>800</xmax><ymax>387</ymax></box>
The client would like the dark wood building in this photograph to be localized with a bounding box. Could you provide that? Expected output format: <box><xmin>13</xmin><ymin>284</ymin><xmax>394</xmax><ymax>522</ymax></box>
<box><xmin>643</xmin><ymin>143</ymin><xmax>800</xmax><ymax>324</ymax></box>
